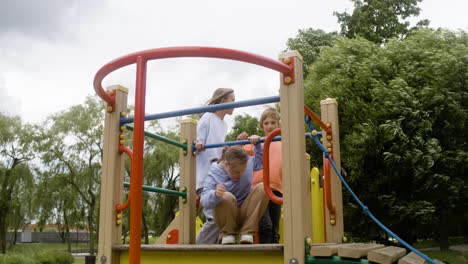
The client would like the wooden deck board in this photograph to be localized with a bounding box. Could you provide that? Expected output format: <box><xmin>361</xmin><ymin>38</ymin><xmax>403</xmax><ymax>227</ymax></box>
<box><xmin>113</xmin><ymin>244</ymin><xmax>283</xmax><ymax>252</ymax></box>
<box><xmin>368</xmin><ymin>246</ymin><xmax>407</xmax><ymax>264</ymax></box>
<box><xmin>338</xmin><ymin>243</ymin><xmax>385</xmax><ymax>259</ymax></box>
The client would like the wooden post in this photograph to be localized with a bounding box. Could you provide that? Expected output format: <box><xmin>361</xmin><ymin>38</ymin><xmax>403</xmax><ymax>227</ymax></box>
<box><xmin>279</xmin><ymin>50</ymin><xmax>311</xmax><ymax>264</ymax></box>
<box><xmin>98</xmin><ymin>85</ymin><xmax>128</xmax><ymax>264</ymax></box>
<box><xmin>178</xmin><ymin>119</ymin><xmax>197</xmax><ymax>244</ymax></box>
<box><xmin>320</xmin><ymin>98</ymin><xmax>344</xmax><ymax>243</ymax></box>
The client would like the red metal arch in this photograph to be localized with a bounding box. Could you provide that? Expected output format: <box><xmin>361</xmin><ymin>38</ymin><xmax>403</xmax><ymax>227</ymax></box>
<box><xmin>93</xmin><ymin>46</ymin><xmax>294</xmax><ymax>106</ymax></box>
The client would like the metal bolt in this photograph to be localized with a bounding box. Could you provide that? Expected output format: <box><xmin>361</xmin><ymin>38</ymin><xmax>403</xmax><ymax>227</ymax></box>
<box><xmin>283</xmin><ymin>57</ymin><xmax>291</xmax><ymax>64</ymax></box>
<box><xmin>342</xmin><ymin>237</ymin><xmax>348</xmax><ymax>243</ymax></box>
<box><xmin>168</xmin><ymin>234</ymin><xmax>172</xmax><ymax>239</ymax></box>
<box><xmin>306</xmin><ymin>237</ymin><xmax>313</xmax><ymax>245</ymax></box>
<box><xmin>120</xmin><ymin>126</ymin><xmax>126</xmax><ymax>131</ymax></box>
<box><xmin>326</xmin><ymin>122</ymin><xmax>331</xmax><ymax>128</ymax></box>
<box><xmin>289</xmin><ymin>258</ymin><xmax>299</xmax><ymax>264</ymax></box>
<box><xmin>121</xmin><ymin>112</ymin><xmax>127</xmax><ymax>117</ymax></box>
<box><xmin>180</xmin><ymin>186</ymin><xmax>187</xmax><ymax>192</ymax></box>
<box><xmin>182</xmin><ymin>198</ymin><xmax>187</xmax><ymax>203</ymax></box>
<box><xmin>117</xmin><ymin>214</ymin><xmax>122</xmax><ymax>219</ymax></box>
<box><xmin>327</xmin><ymin>143</ymin><xmax>332</xmax><ymax>148</ymax></box>
<box><xmin>119</xmin><ymin>140</ymin><xmax>125</xmax><ymax>145</ymax></box>
<box><xmin>116</xmin><ymin>220</ymin><xmax>122</xmax><ymax>225</ymax></box>
<box><xmin>183</xmin><ymin>151</ymin><xmax>187</xmax><ymax>156</ymax></box>
<box><xmin>330</xmin><ymin>219</ymin><xmax>336</xmax><ymax>225</ymax></box>
<box><xmin>327</xmin><ymin>148</ymin><xmax>332</xmax><ymax>153</ymax></box>
<box><xmin>107</xmin><ymin>106</ymin><xmax>113</xmax><ymax>112</ymax></box>
<box><xmin>326</xmin><ymin>135</ymin><xmax>332</xmax><ymax>140</ymax></box>
<box><xmin>120</xmin><ymin>134</ymin><xmax>125</xmax><ymax>139</ymax></box>
<box><xmin>100</xmin><ymin>256</ymin><xmax>107</xmax><ymax>264</ymax></box>
<box><xmin>192</xmin><ymin>151</ymin><xmax>197</xmax><ymax>156</ymax></box>
<box><xmin>311</xmin><ymin>130</ymin><xmax>318</xmax><ymax>136</ymax></box>
<box><xmin>284</xmin><ymin>76</ymin><xmax>292</xmax><ymax>84</ymax></box>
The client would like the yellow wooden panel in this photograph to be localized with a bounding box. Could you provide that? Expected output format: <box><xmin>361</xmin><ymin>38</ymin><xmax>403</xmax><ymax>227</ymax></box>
<box><xmin>121</xmin><ymin>251</ymin><xmax>283</xmax><ymax>264</ymax></box>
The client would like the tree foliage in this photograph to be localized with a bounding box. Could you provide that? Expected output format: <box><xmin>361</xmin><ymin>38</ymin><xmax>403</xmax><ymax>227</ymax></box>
<box><xmin>304</xmin><ymin>29</ymin><xmax>467</xmax><ymax>245</ymax></box>
<box><xmin>226</xmin><ymin>114</ymin><xmax>262</xmax><ymax>141</ymax></box>
<box><xmin>286</xmin><ymin>28</ymin><xmax>339</xmax><ymax>78</ymax></box>
<box><xmin>334</xmin><ymin>0</ymin><xmax>430</xmax><ymax>44</ymax></box>
<box><xmin>0</xmin><ymin>113</ymin><xmax>35</xmax><ymax>253</ymax></box>
<box><xmin>37</xmin><ymin>95</ymin><xmax>105</xmax><ymax>254</ymax></box>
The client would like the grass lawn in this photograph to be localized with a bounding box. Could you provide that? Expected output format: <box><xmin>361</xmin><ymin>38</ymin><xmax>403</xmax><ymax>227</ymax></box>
<box><xmin>423</xmin><ymin>250</ymin><xmax>467</xmax><ymax>264</ymax></box>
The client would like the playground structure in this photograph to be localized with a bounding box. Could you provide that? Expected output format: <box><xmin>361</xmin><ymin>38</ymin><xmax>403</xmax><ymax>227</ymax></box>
<box><xmin>93</xmin><ymin>47</ymin><xmax>438</xmax><ymax>264</ymax></box>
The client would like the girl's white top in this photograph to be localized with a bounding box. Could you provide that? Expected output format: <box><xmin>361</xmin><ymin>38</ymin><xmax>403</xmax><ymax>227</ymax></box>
<box><xmin>196</xmin><ymin>112</ymin><xmax>228</xmax><ymax>191</ymax></box>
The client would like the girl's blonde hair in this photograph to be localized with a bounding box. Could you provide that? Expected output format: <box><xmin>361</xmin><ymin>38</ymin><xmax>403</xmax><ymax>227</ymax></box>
<box><xmin>259</xmin><ymin>106</ymin><xmax>280</xmax><ymax>129</ymax></box>
<box><xmin>212</xmin><ymin>146</ymin><xmax>249</xmax><ymax>165</ymax></box>
<box><xmin>206</xmin><ymin>88</ymin><xmax>234</xmax><ymax>106</ymax></box>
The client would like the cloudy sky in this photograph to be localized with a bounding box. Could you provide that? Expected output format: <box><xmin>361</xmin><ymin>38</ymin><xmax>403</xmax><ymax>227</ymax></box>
<box><xmin>0</xmin><ymin>0</ymin><xmax>466</xmax><ymax>129</ymax></box>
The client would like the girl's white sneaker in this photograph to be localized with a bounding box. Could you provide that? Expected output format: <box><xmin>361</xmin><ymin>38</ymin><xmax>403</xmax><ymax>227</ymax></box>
<box><xmin>221</xmin><ymin>235</ymin><xmax>236</xmax><ymax>245</ymax></box>
<box><xmin>239</xmin><ymin>234</ymin><xmax>253</xmax><ymax>244</ymax></box>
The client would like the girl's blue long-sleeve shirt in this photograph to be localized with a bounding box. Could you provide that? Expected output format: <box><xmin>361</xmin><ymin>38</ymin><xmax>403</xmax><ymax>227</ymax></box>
<box><xmin>200</xmin><ymin>143</ymin><xmax>263</xmax><ymax>209</ymax></box>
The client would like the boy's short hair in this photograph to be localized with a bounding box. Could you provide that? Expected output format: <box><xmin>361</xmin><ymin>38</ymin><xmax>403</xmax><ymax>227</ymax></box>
<box><xmin>259</xmin><ymin>106</ymin><xmax>280</xmax><ymax>129</ymax></box>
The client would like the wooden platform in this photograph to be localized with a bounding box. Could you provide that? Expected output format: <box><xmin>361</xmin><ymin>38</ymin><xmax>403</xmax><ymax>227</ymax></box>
<box><xmin>113</xmin><ymin>243</ymin><xmax>438</xmax><ymax>264</ymax></box>
<box><xmin>114</xmin><ymin>244</ymin><xmax>283</xmax><ymax>264</ymax></box>
<box><xmin>309</xmin><ymin>243</ymin><xmax>433</xmax><ymax>264</ymax></box>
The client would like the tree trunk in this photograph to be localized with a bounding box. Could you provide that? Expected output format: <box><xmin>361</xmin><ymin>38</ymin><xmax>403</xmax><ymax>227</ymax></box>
<box><xmin>0</xmin><ymin>211</ymin><xmax>7</xmax><ymax>254</ymax></box>
<box><xmin>142</xmin><ymin>213</ymin><xmax>149</xmax><ymax>244</ymax></box>
<box><xmin>88</xmin><ymin>202</ymin><xmax>96</xmax><ymax>255</ymax></box>
<box><xmin>0</xmin><ymin>172</ymin><xmax>13</xmax><ymax>254</ymax></box>
<box><xmin>439</xmin><ymin>210</ymin><xmax>450</xmax><ymax>251</ymax></box>
<box><xmin>64</xmin><ymin>209</ymin><xmax>71</xmax><ymax>252</ymax></box>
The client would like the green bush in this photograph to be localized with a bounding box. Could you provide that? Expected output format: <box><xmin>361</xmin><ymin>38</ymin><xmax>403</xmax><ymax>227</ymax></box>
<box><xmin>51</xmin><ymin>252</ymin><xmax>74</xmax><ymax>264</ymax></box>
<box><xmin>35</xmin><ymin>251</ymin><xmax>74</xmax><ymax>264</ymax></box>
<box><xmin>0</xmin><ymin>254</ymin><xmax>39</xmax><ymax>264</ymax></box>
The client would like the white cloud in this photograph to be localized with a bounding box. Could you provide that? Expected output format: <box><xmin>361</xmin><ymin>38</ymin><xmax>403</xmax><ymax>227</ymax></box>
<box><xmin>0</xmin><ymin>0</ymin><xmax>466</xmax><ymax>127</ymax></box>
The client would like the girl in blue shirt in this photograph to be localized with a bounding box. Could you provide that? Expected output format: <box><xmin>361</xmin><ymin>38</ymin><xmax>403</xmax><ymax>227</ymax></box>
<box><xmin>200</xmin><ymin>142</ymin><xmax>270</xmax><ymax>245</ymax></box>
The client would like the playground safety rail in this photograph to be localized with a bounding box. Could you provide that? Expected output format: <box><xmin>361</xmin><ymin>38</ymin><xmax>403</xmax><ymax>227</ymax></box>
<box><xmin>126</xmin><ymin>125</ymin><xmax>187</xmax><ymax>150</ymax></box>
<box><xmin>198</xmin><ymin>132</ymin><xmax>318</xmax><ymax>150</ymax></box>
<box><xmin>123</xmin><ymin>182</ymin><xmax>186</xmax><ymax>198</ymax></box>
<box><xmin>120</xmin><ymin>96</ymin><xmax>280</xmax><ymax>124</ymax></box>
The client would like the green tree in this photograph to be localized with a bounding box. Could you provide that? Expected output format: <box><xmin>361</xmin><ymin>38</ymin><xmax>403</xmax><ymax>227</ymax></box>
<box><xmin>0</xmin><ymin>113</ymin><xmax>35</xmax><ymax>253</ymax></box>
<box><xmin>226</xmin><ymin>114</ymin><xmax>262</xmax><ymax>142</ymax></box>
<box><xmin>119</xmin><ymin>120</ymin><xmax>181</xmax><ymax>242</ymax></box>
<box><xmin>143</xmin><ymin>124</ymin><xmax>181</xmax><ymax>240</ymax></box>
<box><xmin>286</xmin><ymin>28</ymin><xmax>339</xmax><ymax>78</ymax></box>
<box><xmin>334</xmin><ymin>0</ymin><xmax>430</xmax><ymax>44</ymax></box>
<box><xmin>304</xmin><ymin>29</ymin><xmax>467</xmax><ymax>248</ymax></box>
<box><xmin>37</xmin><ymin>95</ymin><xmax>106</xmax><ymax>254</ymax></box>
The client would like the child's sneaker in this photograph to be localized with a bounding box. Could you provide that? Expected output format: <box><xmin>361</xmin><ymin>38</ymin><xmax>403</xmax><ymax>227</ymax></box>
<box><xmin>239</xmin><ymin>234</ymin><xmax>253</xmax><ymax>244</ymax></box>
<box><xmin>221</xmin><ymin>235</ymin><xmax>236</xmax><ymax>245</ymax></box>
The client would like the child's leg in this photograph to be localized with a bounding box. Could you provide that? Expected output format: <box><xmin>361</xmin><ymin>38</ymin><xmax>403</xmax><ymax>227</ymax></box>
<box><xmin>195</xmin><ymin>207</ymin><xmax>219</xmax><ymax>244</ymax></box>
<box><xmin>239</xmin><ymin>183</ymin><xmax>270</xmax><ymax>236</ymax></box>
<box><xmin>270</xmin><ymin>190</ymin><xmax>283</xmax><ymax>243</ymax></box>
<box><xmin>214</xmin><ymin>192</ymin><xmax>239</xmax><ymax>239</ymax></box>
<box><xmin>258</xmin><ymin>204</ymin><xmax>273</xmax><ymax>243</ymax></box>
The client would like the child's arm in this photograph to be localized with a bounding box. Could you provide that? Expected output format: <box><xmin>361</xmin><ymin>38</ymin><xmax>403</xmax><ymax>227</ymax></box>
<box><xmin>196</xmin><ymin>119</ymin><xmax>208</xmax><ymax>151</ymax></box>
<box><xmin>200</xmin><ymin>172</ymin><xmax>222</xmax><ymax>209</ymax></box>
<box><xmin>250</xmin><ymin>135</ymin><xmax>263</xmax><ymax>171</ymax></box>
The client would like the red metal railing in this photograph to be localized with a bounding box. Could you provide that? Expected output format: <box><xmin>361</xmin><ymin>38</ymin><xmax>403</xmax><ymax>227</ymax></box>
<box><xmin>262</xmin><ymin>128</ymin><xmax>283</xmax><ymax>204</ymax></box>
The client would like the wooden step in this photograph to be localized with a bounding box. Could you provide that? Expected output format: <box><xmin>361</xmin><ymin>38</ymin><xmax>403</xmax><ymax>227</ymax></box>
<box><xmin>113</xmin><ymin>243</ymin><xmax>283</xmax><ymax>252</ymax></box>
<box><xmin>338</xmin><ymin>243</ymin><xmax>385</xmax><ymax>259</ymax></box>
<box><xmin>309</xmin><ymin>243</ymin><xmax>341</xmax><ymax>257</ymax></box>
<box><xmin>368</xmin><ymin>246</ymin><xmax>407</xmax><ymax>264</ymax></box>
